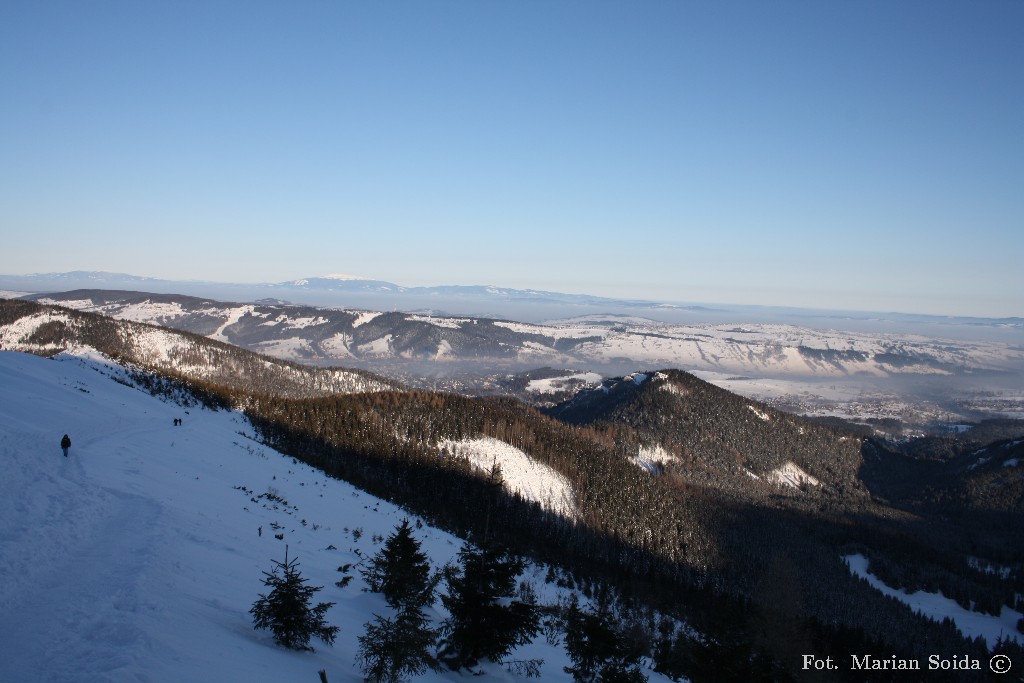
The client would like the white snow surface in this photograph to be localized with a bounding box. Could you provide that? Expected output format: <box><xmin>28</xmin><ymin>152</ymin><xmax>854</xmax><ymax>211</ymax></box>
<box><xmin>36</xmin><ymin>298</ymin><xmax>192</xmax><ymax>323</ymax></box>
<box><xmin>1</xmin><ymin>312</ymin><xmax>393</xmax><ymax>396</ymax></box>
<box><xmin>253</xmin><ymin>336</ymin><xmax>315</xmax><ymax>359</ymax></box>
<box><xmin>356</xmin><ymin>334</ymin><xmax>393</xmax><ymax>357</ymax></box>
<box><xmin>351</xmin><ymin>311</ymin><xmax>382</xmax><ymax>328</ymax></box>
<box><xmin>33</xmin><ymin>298</ymin><xmax>1024</xmax><ymax>378</ymax></box>
<box><xmin>766</xmin><ymin>462</ymin><xmax>820</xmax><ymax>489</ymax></box>
<box><xmin>0</xmin><ymin>350</ymin><xmax>679</xmax><ymax>683</ymax></box>
<box><xmin>492</xmin><ymin>320</ymin><xmax>610</xmax><ymax>340</ymax></box>
<box><xmin>748</xmin><ymin>405</ymin><xmax>771</xmax><ymax>422</ymax></box>
<box><xmin>0</xmin><ymin>310</ymin><xmax>77</xmax><ymax>352</ymax></box>
<box><xmin>320</xmin><ymin>332</ymin><xmax>355</xmax><ymax>359</ymax></box>
<box><xmin>279</xmin><ymin>315</ymin><xmax>330</xmax><ymax>330</ymax></box>
<box><xmin>439</xmin><ymin>437</ymin><xmax>578</xmax><ymax>519</ymax></box>
<box><xmin>631</xmin><ymin>445</ymin><xmax>676</xmax><ymax>475</ymax></box>
<box><xmin>406</xmin><ymin>315</ymin><xmax>470</xmax><ymax>330</ymax></box>
<box><xmin>209</xmin><ymin>305</ymin><xmax>255</xmax><ymax>342</ymax></box>
<box><xmin>844</xmin><ymin>554</ymin><xmax>1023</xmax><ymax>648</ymax></box>
<box><xmin>322</xmin><ymin>274</ymin><xmax>367</xmax><ymax>281</ymax></box>
<box><xmin>525</xmin><ymin>372</ymin><xmax>603</xmax><ymax>394</ymax></box>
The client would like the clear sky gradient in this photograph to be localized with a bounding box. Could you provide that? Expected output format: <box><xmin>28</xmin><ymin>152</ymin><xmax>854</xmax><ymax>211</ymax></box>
<box><xmin>1</xmin><ymin>1</ymin><xmax>1021</xmax><ymax>317</ymax></box>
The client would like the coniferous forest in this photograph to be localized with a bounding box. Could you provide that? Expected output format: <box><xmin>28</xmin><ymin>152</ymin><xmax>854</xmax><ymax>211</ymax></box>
<box><xmin>2</xmin><ymin>299</ymin><xmax>1022</xmax><ymax>681</ymax></box>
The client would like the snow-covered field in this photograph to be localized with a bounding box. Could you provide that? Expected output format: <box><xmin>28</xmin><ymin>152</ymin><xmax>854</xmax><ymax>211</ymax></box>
<box><xmin>0</xmin><ymin>350</ymin><xmax>675</xmax><ymax>682</ymax></box>
<box><xmin>438</xmin><ymin>437</ymin><xmax>578</xmax><ymax>519</ymax></box>
<box><xmin>631</xmin><ymin>445</ymin><xmax>676</xmax><ymax>475</ymax></box>
<box><xmin>766</xmin><ymin>462</ymin><xmax>820</xmax><ymax>489</ymax></box>
<box><xmin>525</xmin><ymin>372</ymin><xmax>603</xmax><ymax>395</ymax></box>
<box><xmin>406</xmin><ymin>315</ymin><xmax>471</xmax><ymax>330</ymax></box>
<box><xmin>844</xmin><ymin>554</ymin><xmax>1022</xmax><ymax>648</ymax></box>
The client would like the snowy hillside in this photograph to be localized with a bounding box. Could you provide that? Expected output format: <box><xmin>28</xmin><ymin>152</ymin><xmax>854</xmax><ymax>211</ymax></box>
<box><xmin>438</xmin><ymin>437</ymin><xmax>578</xmax><ymax>519</ymax></box>
<box><xmin>844</xmin><ymin>555</ymin><xmax>1023</xmax><ymax>648</ymax></box>
<box><xmin>0</xmin><ymin>302</ymin><xmax>398</xmax><ymax>398</ymax></box>
<box><xmin>29</xmin><ymin>292</ymin><xmax>1023</xmax><ymax>379</ymax></box>
<box><xmin>0</xmin><ymin>350</ymin><xmax>673</xmax><ymax>682</ymax></box>
<box><xmin>24</xmin><ymin>291</ymin><xmax>1024</xmax><ymax>428</ymax></box>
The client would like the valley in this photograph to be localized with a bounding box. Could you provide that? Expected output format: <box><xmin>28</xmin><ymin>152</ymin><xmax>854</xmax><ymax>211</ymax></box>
<box><xmin>2</xmin><ymin>296</ymin><xmax>1022</xmax><ymax>681</ymax></box>
<box><xmin>20</xmin><ymin>289</ymin><xmax>1024</xmax><ymax>434</ymax></box>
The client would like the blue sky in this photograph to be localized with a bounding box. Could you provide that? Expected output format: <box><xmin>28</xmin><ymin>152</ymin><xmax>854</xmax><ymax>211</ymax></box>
<box><xmin>1</xmin><ymin>1</ymin><xmax>1021</xmax><ymax>317</ymax></box>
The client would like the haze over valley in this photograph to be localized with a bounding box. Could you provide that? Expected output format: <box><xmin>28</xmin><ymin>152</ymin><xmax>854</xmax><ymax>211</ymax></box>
<box><xmin>10</xmin><ymin>279</ymin><xmax>1021</xmax><ymax>436</ymax></box>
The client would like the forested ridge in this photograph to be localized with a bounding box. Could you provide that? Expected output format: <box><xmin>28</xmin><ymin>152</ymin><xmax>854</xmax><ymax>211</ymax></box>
<box><xmin>241</xmin><ymin>388</ymin><xmax>1012</xmax><ymax>681</ymax></box>
<box><xmin>2</xmin><ymin>298</ymin><xmax>1022</xmax><ymax>681</ymax></box>
<box><xmin>0</xmin><ymin>299</ymin><xmax>398</xmax><ymax>397</ymax></box>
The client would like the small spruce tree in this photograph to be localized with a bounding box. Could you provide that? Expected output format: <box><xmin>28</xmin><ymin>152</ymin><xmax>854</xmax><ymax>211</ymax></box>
<box><xmin>362</xmin><ymin>518</ymin><xmax>436</xmax><ymax>609</ymax></box>
<box><xmin>358</xmin><ymin>608</ymin><xmax>438</xmax><ymax>683</ymax></box>
<box><xmin>438</xmin><ymin>541</ymin><xmax>540</xmax><ymax>670</ymax></box>
<box><xmin>357</xmin><ymin>519</ymin><xmax>440</xmax><ymax>683</ymax></box>
<box><xmin>563</xmin><ymin>602</ymin><xmax>647</xmax><ymax>683</ymax></box>
<box><xmin>250</xmin><ymin>546</ymin><xmax>339</xmax><ymax>651</ymax></box>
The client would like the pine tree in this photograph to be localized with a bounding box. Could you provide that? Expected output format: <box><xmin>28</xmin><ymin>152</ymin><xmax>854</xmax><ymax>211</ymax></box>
<box><xmin>357</xmin><ymin>520</ymin><xmax>439</xmax><ymax>683</ymax></box>
<box><xmin>563</xmin><ymin>602</ymin><xmax>647</xmax><ymax>683</ymax></box>
<box><xmin>362</xmin><ymin>518</ymin><xmax>435</xmax><ymax>609</ymax></box>
<box><xmin>438</xmin><ymin>541</ymin><xmax>540</xmax><ymax>670</ymax></box>
<box><xmin>250</xmin><ymin>546</ymin><xmax>339</xmax><ymax>651</ymax></box>
<box><xmin>358</xmin><ymin>608</ymin><xmax>438</xmax><ymax>683</ymax></box>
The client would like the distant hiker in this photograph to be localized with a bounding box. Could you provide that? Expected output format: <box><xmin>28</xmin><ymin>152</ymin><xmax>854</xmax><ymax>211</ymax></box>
<box><xmin>60</xmin><ymin>434</ymin><xmax>71</xmax><ymax>458</ymax></box>
<box><xmin>258</xmin><ymin>526</ymin><xmax>263</xmax><ymax>537</ymax></box>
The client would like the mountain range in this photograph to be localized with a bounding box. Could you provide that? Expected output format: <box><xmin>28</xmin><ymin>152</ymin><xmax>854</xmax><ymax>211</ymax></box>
<box><xmin>3</xmin><ymin>270</ymin><xmax>1021</xmax><ymax>333</ymax></box>
<box><xmin>17</xmin><ymin>287</ymin><xmax>1024</xmax><ymax>430</ymax></box>
<box><xmin>2</xmin><ymin>297</ymin><xmax>1022</xmax><ymax>681</ymax></box>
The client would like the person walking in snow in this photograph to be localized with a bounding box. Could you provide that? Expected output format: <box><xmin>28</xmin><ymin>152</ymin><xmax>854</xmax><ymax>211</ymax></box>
<box><xmin>60</xmin><ymin>434</ymin><xmax>71</xmax><ymax>458</ymax></box>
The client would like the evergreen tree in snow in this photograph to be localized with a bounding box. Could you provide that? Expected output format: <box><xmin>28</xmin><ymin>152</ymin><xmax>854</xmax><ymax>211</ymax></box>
<box><xmin>250</xmin><ymin>546</ymin><xmax>339</xmax><ymax>651</ymax></box>
<box><xmin>438</xmin><ymin>541</ymin><xmax>540</xmax><ymax>670</ymax></box>
<box><xmin>358</xmin><ymin>608</ymin><xmax>438</xmax><ymax>683</ymax></box>
<box><xmin>362</xmin><ymin>518</ymin><xmax>436</xmax><ymax>609</ymax></box>
<box><xmin>563</xmin><ymin>600</ymin><xmax>647</xmax><ymax>683</ymax></box>
<box><xmin>358</xmin><ymin>519</ymin><xmax>440</xmax><ymax>683</ymax></box>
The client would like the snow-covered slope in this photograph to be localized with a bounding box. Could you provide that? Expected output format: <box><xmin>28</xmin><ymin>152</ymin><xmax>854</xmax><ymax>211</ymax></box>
<box><xmin>438</xmin><ymin>437</ymin><xmax>577</xmax><ymax>519</ymax></box>
<box><xmin>30</xmin><ymin>292</ymin><xmax>1024</xmax><ymax>378</ymax></box>
<box><xmin>0</xmin><ymin>304</ymin><xmax>398</xmax><ymax>397</ymax></box>
<box><xmin>0</xmin><ymin>350</ymin><xmax>671</xmax><ymax>682</ymax></box>
<box><xmin>766</xmin><ymin>462</ymin><xmax>821</xmax><ymax>489</ymax></box>
<box><xmin>844</xmin><ymin>555</ymin><xmax>1023</xmax><ymax>648</ymax></box>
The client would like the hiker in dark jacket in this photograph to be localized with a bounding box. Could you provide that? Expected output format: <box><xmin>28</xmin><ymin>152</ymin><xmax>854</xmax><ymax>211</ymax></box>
<box><xmin>61</xmin><ymin>434</ymin><xmax>71</xmax><ymax>457</ymax></box>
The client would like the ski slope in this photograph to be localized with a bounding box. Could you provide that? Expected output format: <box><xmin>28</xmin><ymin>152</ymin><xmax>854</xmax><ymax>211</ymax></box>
<box><xmin>0</xmin><ymin>350</ymin><xmax>675</xmax><ymax>682</ymax></box>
